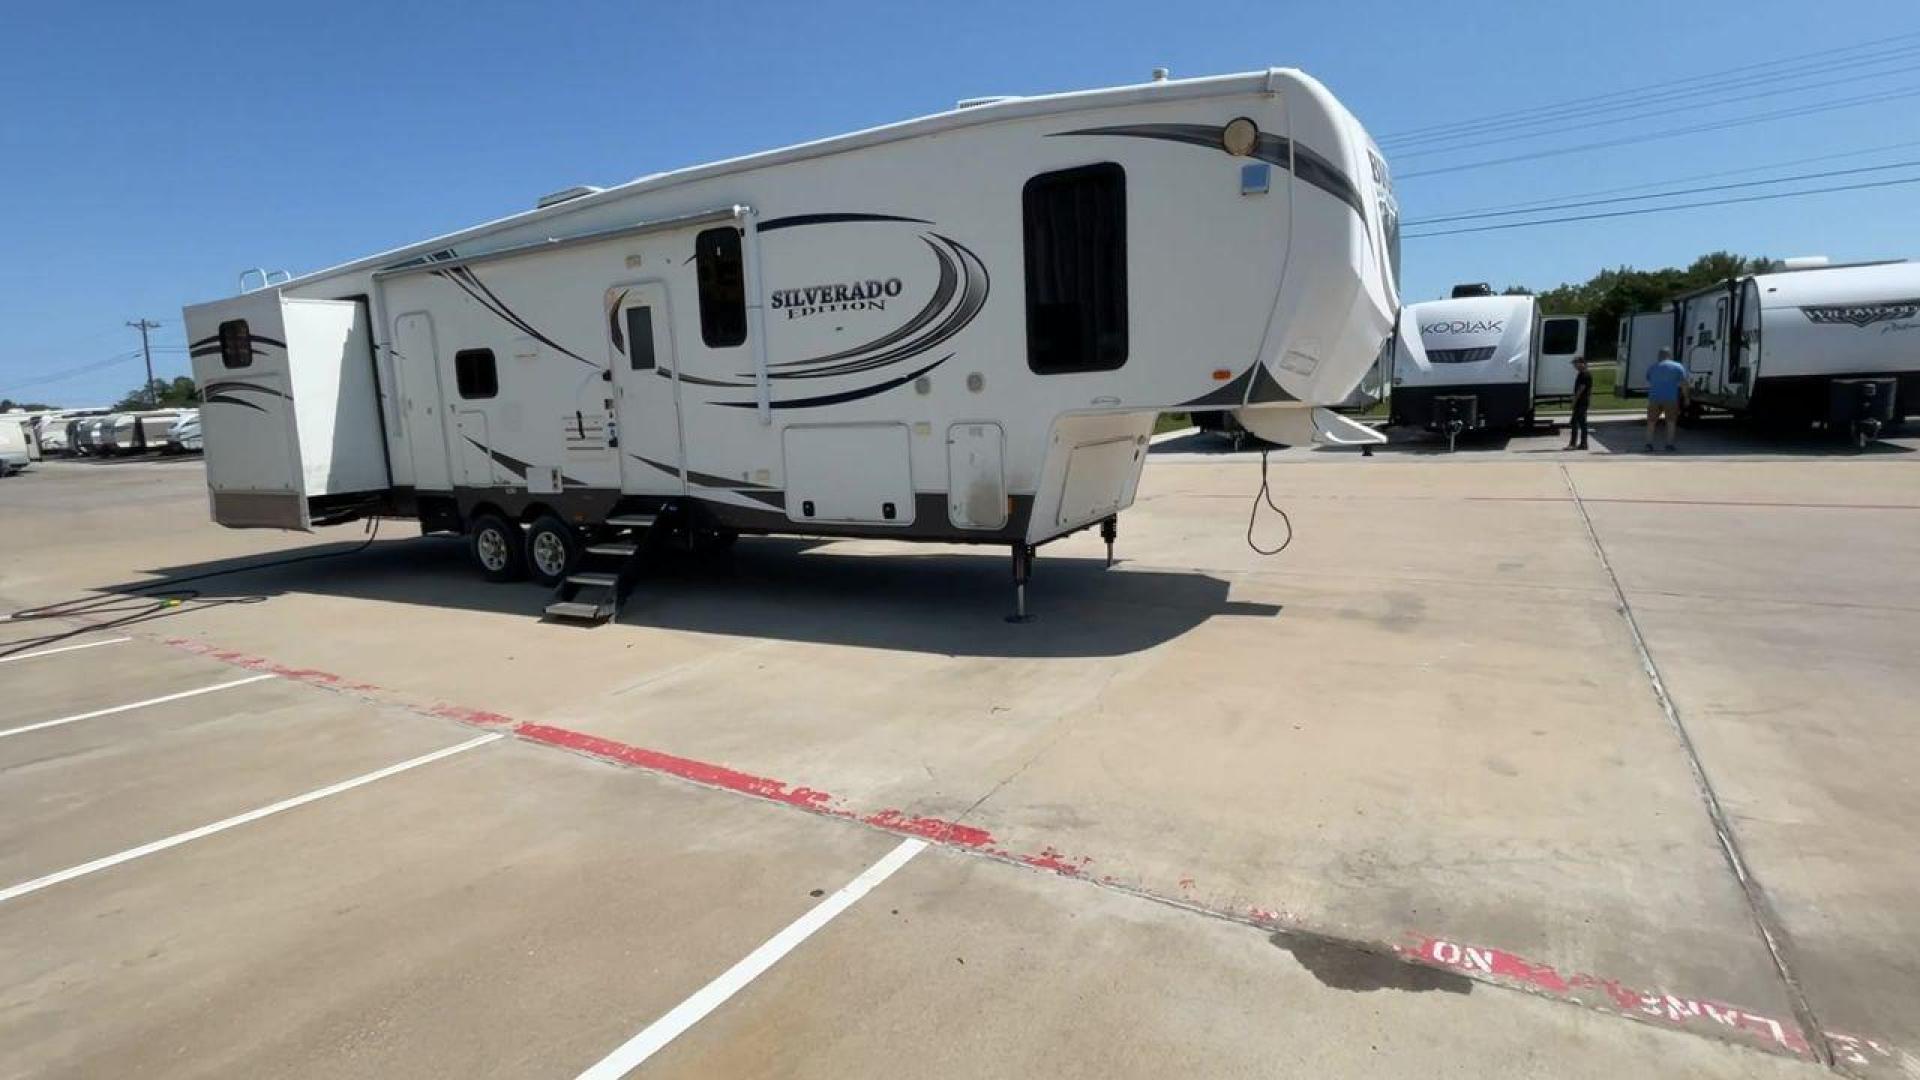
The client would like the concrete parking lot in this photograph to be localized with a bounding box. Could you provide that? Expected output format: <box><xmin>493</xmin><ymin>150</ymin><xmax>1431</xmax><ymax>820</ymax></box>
<box><xmin>2</xmin><ymin>414</ymin><xmax>1916</xmax><ymax>1078</ymax></box>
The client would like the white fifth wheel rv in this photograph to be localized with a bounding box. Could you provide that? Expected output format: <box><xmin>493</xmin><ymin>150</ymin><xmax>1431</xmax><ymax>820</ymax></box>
<box><xmin>1388</xmin><ymin>287</ymin><xmax>1586</xmax><ymax>448</ymax></box>
<box><xmin>0</xmin><ymin>416</ymin><xmax>32</xmax><ymax>475</ymax></box>
<box><xmin>1660</xmin><ymin>259</ymin><xmax>1919</xmax><ymax>444</ymax></box>
<box><xmin>184</xmin><ymin>69</ymin><xmax>1399</xmax><ymax>623</ymax></box>
<box><xmin>1618</xmin><ymin>309</ymin><xmax>1674</xmax><ymax>397</ymax></box>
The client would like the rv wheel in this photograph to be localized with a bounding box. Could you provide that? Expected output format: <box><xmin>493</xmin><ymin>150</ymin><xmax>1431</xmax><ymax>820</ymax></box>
<box><xmin>525</xmin><ymin>515</ymin><xmax>580</xmax><ymax>587</ymax></box>
<box><xmin>468</xmin><ymin>513</ymin><xmax>526</xmax><ymax>583</ymax></box>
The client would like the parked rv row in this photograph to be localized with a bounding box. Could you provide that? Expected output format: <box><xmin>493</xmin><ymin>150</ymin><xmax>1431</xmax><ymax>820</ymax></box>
<box><xmin>1303</xmin><ymin>258</ymin><xmax>1918</xmax><ymax>451</ymax></box>
<box><xmin>0</xmin><ymin>408</ymin><xmax>201</xmax><ymax>474</ymax></box>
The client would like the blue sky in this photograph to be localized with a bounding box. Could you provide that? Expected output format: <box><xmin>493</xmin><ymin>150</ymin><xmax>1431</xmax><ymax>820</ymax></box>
<box><xmin>3</xmin><ymin>0</ymin><xmax>1916</xmax><ymax>405</ymax></box>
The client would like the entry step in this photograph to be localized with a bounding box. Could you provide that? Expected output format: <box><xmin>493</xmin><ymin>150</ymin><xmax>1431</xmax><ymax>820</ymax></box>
<box><xmin>607</xmin><ymin>514</ymin><xmax>657</xmax><ymax>529</ymax></box>
<box><xmin>566</xmin><ymin>572</ymin><xmax>619</xmax><ymax>587</ymax></box>
<box><xmin>544</xmin><ymin>600</ymin><xmax>609</xmax><ymax>621</ymax></box>
<box><xmin>586</xmin><ymin>542</ymin><xmax>638</xmax><ymax>557</ymax></box>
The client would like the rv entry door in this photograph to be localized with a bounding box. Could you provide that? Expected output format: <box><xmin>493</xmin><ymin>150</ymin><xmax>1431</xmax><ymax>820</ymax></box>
<box><xmin>1533</xmin><ymin>316</ymin><xmax>1586</xmax><ymax>398</ymax></box>
<box><xmin>608</xmin><ymin>283</ymin><xmax>687</xmax><ymax>496</ymax></box>
<box><xmin>392</xmin><ymin>311</ymin><xmax>453</xmax><ymax>492</ymax></box>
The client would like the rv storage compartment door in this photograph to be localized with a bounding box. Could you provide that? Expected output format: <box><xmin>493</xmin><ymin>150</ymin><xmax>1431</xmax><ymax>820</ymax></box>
<box><xmin>1057</xmin><ymin>435</ymin><xmax>1142</xmax><ymax>529</ymax></box>
<box><xmin>947</xmin><ymin>423</ymin><xmax>1007</xmax><ymax>530</ymax></box>
<box><xmin>784</xmin><ymin>424</ymin><xmax>915</xmax><ymax>526</ymax></box>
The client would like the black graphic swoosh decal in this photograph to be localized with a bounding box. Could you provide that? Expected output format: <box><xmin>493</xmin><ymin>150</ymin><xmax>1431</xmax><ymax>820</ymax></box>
<box><xmin>717</xmin><ymin>354</ymin><xmax>952</xmax><ymax>410</ymax></box>
<box><xmin>203</xmin><ymin>394</ymin><xmax>268</xmax><ymax>413</ymax></box>
<box><xmin>1049</xmin><ymin>123</ymin><xmax>1365</xmax><ymax>218</ymax></box>
<box><xmin>757</xmin><ymin>212</ymin><xmax>932</xmax><ymax>232</ymax></box>
<box><xmin>434</xmin><ymin>267</ymin><xmax>597</xmax><ymax>367</ymax></box>
<box><xmin>189</xmin><ymin>332</ymin><xmax>288</xmax><ymax>350</ymax></box>
<box><xmin>607</xmin><ymin>289</ymin><xmax>631</xmax><ymax>355</ymax></box>
<box><xmin>762</xmin><ymin>233</ymin><xmax>988</xmax><ymax>381</ymax></box>
<box><xmin>626</xmin><ymin>453</ymin><xmax>777</xmax><ymax>491</ymax></box>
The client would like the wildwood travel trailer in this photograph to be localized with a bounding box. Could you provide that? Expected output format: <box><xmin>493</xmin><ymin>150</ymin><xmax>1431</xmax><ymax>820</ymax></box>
<box><xmin>185</xmin><ymin>69</ymin><xmax>1399</xmax><ymax>624</ymax></box>
<box><xmin>1637</xmin><ymin>259</ymin><xmax>1919</xmax><ymax>445</ymax></box>
<box><xmin>1389</xmin><ymin>288</ymin><xmax>1586</xmax><ymax>449</ymax></box>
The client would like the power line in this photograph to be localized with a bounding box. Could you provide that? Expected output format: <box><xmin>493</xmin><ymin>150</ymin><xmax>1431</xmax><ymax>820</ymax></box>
<box><xmin>1382</xmin><ymin>41</ymin><xmax>1920</xmax><ymax>150</ymax></box>
<box><xmin>1398</xmin><ymin>84</ymin><xmax>1920</xmax><ymax>180</ymax></box>
<box><xmin>1404</xmin><ymin>137</ymin><xmax>1920</xmax><ymax>219</ymax></box>
<box><xmin>0</xmin><ymin>351</ymin><xmax>143</xmax><ymax>395</ymax></box>
<box><xmin>1402</xmin><ymin>158</ymin><xmax>1920</xmax><ymax>226</ymax></box>
<box><xmin>1401</xmin><ymin>174</ymin><xmax>1920</xmax><ymax>239</ymax></box>
<box><xmin>1377</xmin><ymin>29</ymin><xmax>1920</xmax><ymax>143</ymax></box>
<box><xmin>1390</xmin><ymin>58</ymin><xmax>1920</xmax><ymax>160</ymax></box>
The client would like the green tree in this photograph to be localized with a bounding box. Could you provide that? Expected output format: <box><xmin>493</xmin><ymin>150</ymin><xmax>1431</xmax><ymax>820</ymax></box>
<box><xmin>1506</xmin><ymin>252</ymin><xmax>1771</xmax><ymax>360</ymax></box>
<box><xmin>114</xmin><ymin>376</ymin><xmax>199</xmax><ymax>410</ymax></box>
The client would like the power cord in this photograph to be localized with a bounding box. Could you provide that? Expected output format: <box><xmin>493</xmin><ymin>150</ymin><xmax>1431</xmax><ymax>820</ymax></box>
<box><xmin>3</xmin><ymin>518</ymin><xmax>385</xmax><ymax>660</ymax></box>
<box><xmin>1246</xmin><ymin>447</ymin><xmax>1294</xmax><ymax>556</ymax></box>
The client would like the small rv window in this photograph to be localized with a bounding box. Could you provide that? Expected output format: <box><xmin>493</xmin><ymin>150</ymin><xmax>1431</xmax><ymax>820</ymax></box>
<box><xmin>625</xmin><ymin>307</ymin><xmax>656</xmax><ymax>371</ymax></box>
<box><xmin>1541</xmin><ymin>319</ymin><xmax>1580</xmax><ymax>355</ymax></box>
<box><xmin>695</xmin><ymin>227</ymin><xmax>747</xmax><ymax>348</ymax></box>
<box><xmin>454</xmin><ymin>349</ymin><xmax>498</xmax><ymax>399</ymax></box>
<box><xmin>218</xmin><ymin>320</ymin><xmax>252</xmax><ymax>369</ymax></box>
<box><xmin>1024</xmin><ymin>163</ymin><xmax>1129</xmax><ymax>374</ymax></box>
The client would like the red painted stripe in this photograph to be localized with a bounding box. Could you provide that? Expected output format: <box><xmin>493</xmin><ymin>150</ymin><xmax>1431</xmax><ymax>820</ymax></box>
<box><xmin>152</xmin><ymin>635</ymin><xmax>1900</xmax><ymax>1068</ymax></box>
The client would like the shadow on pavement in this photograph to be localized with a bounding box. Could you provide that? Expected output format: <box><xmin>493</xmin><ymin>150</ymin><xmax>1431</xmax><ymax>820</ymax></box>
<box><xmin>1584</xmin><ymin>414</ymin><xmax>1916</xmax><ymax>457</ymax></box>
<box><xmin>105</xmin><ymin>536</ymin><xmax>1279</xmax><ymax>659</ymax></box>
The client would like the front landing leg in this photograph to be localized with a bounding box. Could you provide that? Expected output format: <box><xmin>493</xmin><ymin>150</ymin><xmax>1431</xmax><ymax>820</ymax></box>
<box><xmin>1006</xmin><ymin>543</ymin><xmax>1037</xmax><ymax>623</ymax></box>
<box><xmin>1100</xmin><ymin>515</ymin><xmax>1118</xmax><ymax>568</ymax></box>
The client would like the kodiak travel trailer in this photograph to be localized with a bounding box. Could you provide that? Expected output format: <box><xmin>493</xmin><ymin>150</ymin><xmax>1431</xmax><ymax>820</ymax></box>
<box><xmin>185</xmin><ymin>69</ymin><xmax>1399</xmax><ymax>624</ymax></box>
<box><xmin>1637</xmin><ymin>259</ymin><xmax>1919</xmax><ymax>445</ymax></box>
<box><xmin>1388</xmin><ymin>286</ymin><xmax>1586</xmax><ymax>449</ymax></box>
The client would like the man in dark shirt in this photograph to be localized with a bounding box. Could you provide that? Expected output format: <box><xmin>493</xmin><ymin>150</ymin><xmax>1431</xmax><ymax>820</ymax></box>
<box><xmin>1565</xmin><ymin>356</ymin><xmax>1592</xmax><ymax>450</ymax></box>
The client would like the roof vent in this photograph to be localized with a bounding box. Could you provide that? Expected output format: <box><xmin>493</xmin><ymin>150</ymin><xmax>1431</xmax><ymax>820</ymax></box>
<box><xmin>956</xmin><ymin>95</ymin><xmax>1018</xmax><ymax>109</ymax></box>
<box><xmin>1151</xmin><ymin>67</ymin><xmax>1171</xmax><ymax>82</ymax></box>
<box><xmin>1449</xmin><ymin>282</ymin><xmax>1495</xmax><ymax>298</ymax></box>
<box><xmin>537</xmin><ymin>185</ymin><xmax>603</xmax><ymax>209</ymax></box>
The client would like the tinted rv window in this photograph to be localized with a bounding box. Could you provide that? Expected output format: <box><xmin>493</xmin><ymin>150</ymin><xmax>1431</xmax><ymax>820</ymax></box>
<box><xmin>1541</xmin><ymin>319</ymin><xmax>1580</xmax><ymax>354</ymax></box>
<box><xmin>625</xmin><ymin>307</ymin><xmax>656</xmax><ymax>371</ymax></box>
<box><xmin>218</xmin><ymin>320</ymin><xmax>252</xmax><ymax>369</ymax></box>
<box><xmin>695</xmin><ymin>227</ymin><xmax>747</xmax><ymax>348</ymax></box>
<box><xmin>454</xmin><ymin>349</ymin><xmax>498</xmax><ymax>399</ymax></box>
<box><xmin>1024</xmin><ymin>163</ymin><xmax>1129</xmax><ymax>374</ymax></box>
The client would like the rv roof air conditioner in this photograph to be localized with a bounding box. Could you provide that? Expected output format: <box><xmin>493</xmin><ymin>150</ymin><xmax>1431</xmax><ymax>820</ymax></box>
<box><xmin>537</xmin><ymin>185</ymin><xmax>604</xmax><ymax>209</ymax></box>
<box><xmin>1450</xmin><ymin>282</ymin><xmax>1494</xmax><ymax>298</ymax></box>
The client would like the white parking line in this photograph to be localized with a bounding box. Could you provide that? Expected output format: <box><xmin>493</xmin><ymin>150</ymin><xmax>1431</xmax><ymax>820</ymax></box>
<box><xmin>0</xmin><ymin>731</ymin><xmax>504</xmax><ymax>904</ymax></box>
<box><xmin>0</xmin><ymin>637</ymin><xmax>133</xmax><ymax>665</ymax></box>
<box><xmin>574</xmin><ymin>837</ymin><xmax>929</xmax><ymax>1080</ymax></box>
<box><xmin>0</xmin><ymin>674</ymin><xmax>276</xmax><ymax>740</ymax></box>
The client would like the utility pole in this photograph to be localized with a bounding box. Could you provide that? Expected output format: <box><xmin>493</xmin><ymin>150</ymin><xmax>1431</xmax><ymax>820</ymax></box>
<box><xmin>127</xmin><ymin>318</ymin><xmax>161</xmax><ymax>404</ymax></box>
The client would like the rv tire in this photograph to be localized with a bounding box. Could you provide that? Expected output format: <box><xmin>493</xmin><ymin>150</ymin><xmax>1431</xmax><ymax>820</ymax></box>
<box><xmin>469</xmin><ymin>513</ymin><xmax>526</xmax><ymax>583</ymax></box>
<box><xmin>525</xmin><ymin>515</ymin><xmax>580</xmax><ymax>587</ymax></box>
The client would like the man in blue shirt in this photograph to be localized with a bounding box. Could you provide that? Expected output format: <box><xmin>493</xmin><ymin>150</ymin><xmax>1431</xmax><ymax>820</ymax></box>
<box><xmin>1645</xmin><ymin>348</ymin><xmax>1689</xmax><ymax>452</ymax></box>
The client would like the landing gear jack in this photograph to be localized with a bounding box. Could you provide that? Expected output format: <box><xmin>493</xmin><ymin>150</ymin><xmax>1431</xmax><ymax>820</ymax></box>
<box><xmin>1007</xmin><ymin>543</ymin><xmax>1037</xmax><ymax>624</ymax></box>
<box><xmin>1100</xmin><ymin>516</ymin><xmax>1118</xmax><ymax>568</ymax></box>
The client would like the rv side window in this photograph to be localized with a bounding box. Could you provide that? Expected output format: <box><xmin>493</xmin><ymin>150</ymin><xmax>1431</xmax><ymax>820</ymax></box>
<box><xmin>1541</xmin><ymin>319</ymin><xmax>1580</xmax><ymax>355</ymax></box>
<box><xmin>218</xmin><ymin>320</ymin><xmax>252</xmax><ymax>369</ymax></box>
<box><xmin>625</xmin><ymin>307</ymin><xmax>656</xmax><ymax>371</ymax></box>
<box><xmin>1024</xmin><ymin>162</ymin><xmax>1129</xmax><ymax>374</ymax></box>
<box><xmin>695</xmin><ymin>227</ymin><xmax>747</xmax><ymax>348</ymax></box>
<box><xmin>454</xmin><ymin>349</ymin><xmax>498</xmax><ymax>399</ymax></box>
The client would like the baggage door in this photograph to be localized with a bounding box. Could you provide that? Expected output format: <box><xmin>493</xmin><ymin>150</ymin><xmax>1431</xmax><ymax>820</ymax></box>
<box><xmin>607</xmin><ymin>282</ymin><xmax>686</xmax><ymax>496</ymax></box>
<box><xmin>392</xmin><ymin>311</ymin><xmax>453</xmax><ymax>491</ymax></box>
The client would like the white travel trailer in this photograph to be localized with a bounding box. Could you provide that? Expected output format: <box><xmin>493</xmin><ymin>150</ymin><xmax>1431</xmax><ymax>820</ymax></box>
<box><xmin>1618</xmin><ymin>309</ymin><xmax>1674</xmax><ymax>397</ymax></box>
<box><xmin>1388</xmin><ymin>288</ymin><xmax>1586</xmax><ymax>447</ymax></box>
<box><xmin>1656</xmin><ymin>260</ymin><xmax>1918</xmax><ymax>443</ymax></box>
<box><xmin>184</xmin><ymin>69</ymin><xmax>1398</xmax><ymax>623</ymax></box>
<box><xmin>104</xmin><ymin>411</ymin><xmax>183</xmax><ymax>454</ymax></box>
<box><xmin>0</xmin><ymin>416</ymin><xmax>32</xmax><ymax>475</ymax></box>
